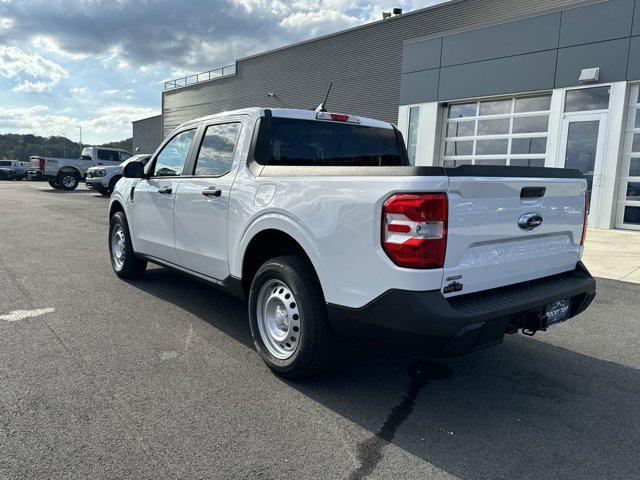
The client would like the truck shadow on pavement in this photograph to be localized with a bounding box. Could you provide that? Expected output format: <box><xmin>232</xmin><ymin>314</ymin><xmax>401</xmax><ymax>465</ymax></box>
<box><xmin>133</xmin><ymin>268</ymin><xmax>640</xmax><ymax>480</ymax></box>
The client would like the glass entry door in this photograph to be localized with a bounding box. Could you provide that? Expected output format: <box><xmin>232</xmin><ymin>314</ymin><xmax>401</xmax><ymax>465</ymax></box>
<box><xmin>559</xmin><ymin>113</ymin><xmax>608</xmax><ymax>227</ymax></box>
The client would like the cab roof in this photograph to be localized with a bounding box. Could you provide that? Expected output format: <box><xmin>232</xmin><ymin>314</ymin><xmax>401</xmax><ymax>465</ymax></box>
<box><xmin>179</xmin><ymin>107</ymin><xmax>393</xmax><ymax>131</ymax></box>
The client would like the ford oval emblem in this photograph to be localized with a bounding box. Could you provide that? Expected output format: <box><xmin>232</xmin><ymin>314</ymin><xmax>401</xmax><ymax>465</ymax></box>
<box><xmin>518</xmin><ymin>213</ymin><xmax>543</xmax><ymax>230</ymax></box>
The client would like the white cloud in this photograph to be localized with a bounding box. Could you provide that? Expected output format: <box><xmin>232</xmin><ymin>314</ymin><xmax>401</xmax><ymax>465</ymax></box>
<box><xmin>0</xmin><ymin>17</ymin><xmax>13</xmax><ymax>29</ymax></box>
<box><xmin>279</xmin><ymin>10</ymin><xmax>360</xmax><ymax>34</ymax></box>
<box><xmin>30</xmin><ymin>36</ymin><xmax>90</xmax><ymax>60</ymax></box>
<box><xmin>12</xmin><ymin>80</ymin><xmax>51</xmax><ymax>92</ymax></box>
<box><xmin>0</xmin><ymin>104</ymin><xmax>157</xmax><ymax>143</ymax></box>
<box><xmin>101</xmin><ymin>88</ymin><xmax>135</xmax><ymax>100</ymax></box>
<box><xmin>70</xmin><ymin>86</ymin><xmax>89</xmax><ymax>95</ymax></box>
<box><xmin>0</xmin><ymin>45</ymin><xmax>68</xmax><ymax>92</ymax></box>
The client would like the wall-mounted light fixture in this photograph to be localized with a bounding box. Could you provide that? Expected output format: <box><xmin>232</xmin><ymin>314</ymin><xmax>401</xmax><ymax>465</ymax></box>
<box><xmin>579</xmin><ymin>67</ymin><xmax>600</xmax><ymax>84</ymax></box>
<box><xmin>267</xmin><ymin>92</ymin><xmax>276</xmax><ymax>98</ymax></box>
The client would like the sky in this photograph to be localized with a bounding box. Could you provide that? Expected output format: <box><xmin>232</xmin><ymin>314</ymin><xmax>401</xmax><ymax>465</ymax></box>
<box><xmin>0</xmin><ymin>0</ymin><xmax>442</xmax><ymax>145</ymax></box>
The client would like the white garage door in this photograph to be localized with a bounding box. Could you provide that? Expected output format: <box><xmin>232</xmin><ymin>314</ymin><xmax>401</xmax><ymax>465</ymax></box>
<box><xmin>616</xmin><ymin>85</ymin><xmax>640</xmax><ymax>230</ymax></box>
<box><xmin>440</xmin><ymin>94</ymin><xmax>551</xmax><ymax>168</ymax></box>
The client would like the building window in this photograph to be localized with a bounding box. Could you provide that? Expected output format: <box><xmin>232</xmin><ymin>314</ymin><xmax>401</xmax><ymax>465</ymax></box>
<box><xmin>565</xmin><ymin>86</ymin><xmax>611</xmax><ymax>113</ymax></box>
<box><xmin>441</xmin><ymin>94</ymin><xmax>551</xmax><ymax>167</ymax></box>
<box><xmin>618</xmin><ymin>86</ymin><xmax>640</xmax><ymax>228</ymax></box>
<box><xmin>407</xmin><ymin>106</ymin><xmax>420</xmax><ymax>165</ymax></box>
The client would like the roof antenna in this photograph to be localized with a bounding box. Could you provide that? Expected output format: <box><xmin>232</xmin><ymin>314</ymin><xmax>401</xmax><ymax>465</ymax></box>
<box><xmin>315</xmin><ymin>82</ymin><xmax>333</xmax><ymax>112</ymax></box>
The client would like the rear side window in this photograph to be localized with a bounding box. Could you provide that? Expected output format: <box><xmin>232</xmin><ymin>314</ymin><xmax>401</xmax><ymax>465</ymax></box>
<box><xmin>0</xmin><ymin>161</ymin><xmax>11</xmax><ymax>166</ymax></box>
<box><xmin>260</xmin><ymin>118</ymin><xmax>407</xmax><ymax>167</ymax></box>
<box><xmin>97</xmin><ymin>150</ymin><xmax>120</xmax><ymax>162</ymax></box>
<box><xmin>194</xmin><ymin>123</ymin><xmax>241</xmax><ymax>176</ymax></box>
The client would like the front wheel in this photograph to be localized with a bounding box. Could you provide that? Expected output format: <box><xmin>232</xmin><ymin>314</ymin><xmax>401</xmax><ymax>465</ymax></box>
<box><xmin>109</xmin><ymin>212</ymin><xmax>147</xmax><ymax>279</ymax></box>
<box><xmin>248</xmin><ymin>255</ymin><xmax>335</xmax><ymax>380</ymax></box>
<box><xmin>48</xmin><ymin>179</ymin><xmax>61</xmax><ymax>189</ymax></box>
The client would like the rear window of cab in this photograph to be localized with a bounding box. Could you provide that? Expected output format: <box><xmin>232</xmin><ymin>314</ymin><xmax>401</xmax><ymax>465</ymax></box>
<box><xmin>255</xmin><ymin>117</ymin><xmax>408</xmax><ymax>167</ymax></box>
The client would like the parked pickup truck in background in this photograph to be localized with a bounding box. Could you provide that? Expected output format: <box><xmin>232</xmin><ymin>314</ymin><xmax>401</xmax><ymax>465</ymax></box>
<box><xmin>0</xmin><ymin>160</ymin><xmax>28</xmax><ymax>180</ymax></box>
<box><xmin>28</xmin><ymin>147</ymin><xmax>132</xmax><ymax>190</ymax></box>
<box><xmin>108</xmin><ymin>107</ymin><xmax>596</xmax><ymax>379</ymax></box>
<box><xmin>86</xmin><ymin>154</ymin><xmax>151</xmax><ymax>195</ymax></box>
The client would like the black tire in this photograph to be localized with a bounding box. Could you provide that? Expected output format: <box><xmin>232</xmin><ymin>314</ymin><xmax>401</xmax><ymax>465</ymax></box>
<box><xmin>109</xmin><ymin>211</ymin><xmax>147</xmax><ymax>279</ymax></box>
<box><xmin>98</xmin><ymin>187</ymin><xmax>110</xmax><ymax>196</ymax></box>
<box><xmin>248</xmin><ymin>255</ymin><xmax>335</xmax><ymax>380</ymax></box>
<box><xmin>108</xmin><ymin>175</ymin><xmax>122</xmax><ymax>195</ymax></box>
<box><xmin>58</xmin><ymin>171</ymin><xmax>79</xmax><ymax>191</ymax></box>
<box><xmin>48</xmin><ymin>179</ymin><xmax>61</xmax><ymax>189</ymax></box>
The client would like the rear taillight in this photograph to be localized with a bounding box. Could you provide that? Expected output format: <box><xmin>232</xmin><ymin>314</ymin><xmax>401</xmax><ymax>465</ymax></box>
<box><xmin>38</xmin><ymin>157</ymin><xmax>45</xmax><ymax>170</ymax></box>
<box><xmin>580</xmin><ymin>191</ymin><xmax>588</xmax><ymax>245</ymax></box>
<box><xmin>382</xmin><ymin>193</ymin><xmax>448</xmax><ymax>269</ymax></box>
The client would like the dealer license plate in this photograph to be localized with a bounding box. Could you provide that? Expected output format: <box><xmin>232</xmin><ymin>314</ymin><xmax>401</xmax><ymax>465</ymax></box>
<box><xmin>546</xmin><ymin>299</ymin><xmax>571</xmax><ymax>326</ymax></box>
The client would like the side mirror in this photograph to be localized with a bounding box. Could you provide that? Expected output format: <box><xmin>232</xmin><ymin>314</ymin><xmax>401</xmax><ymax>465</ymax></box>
<box><xmin>123</xmin><ymin>160</ymin><xmax>146</xmax><ymax>178</ymax></box>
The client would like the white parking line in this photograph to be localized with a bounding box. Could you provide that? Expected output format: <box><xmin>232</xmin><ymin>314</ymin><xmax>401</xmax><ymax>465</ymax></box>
<box><xmin>0</xmin><ymin>308</ymin><xmax>55</xmax><ymax>322</ymax></box>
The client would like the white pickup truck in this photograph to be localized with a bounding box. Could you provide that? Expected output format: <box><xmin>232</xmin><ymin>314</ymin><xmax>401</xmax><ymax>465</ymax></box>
<box><xmin>108</xmin><ymin>108</ymin><xmax>596</xmax><ymax>379</ymax></box>
<box><xmin>28</xmin><ymin>147</ymin><xmax>132</xmax><ymax>190</ymax></box>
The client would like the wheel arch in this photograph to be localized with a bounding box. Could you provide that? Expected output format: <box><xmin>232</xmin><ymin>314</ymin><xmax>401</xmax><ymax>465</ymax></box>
<box><xmin>235</xmin><ymin>217</ymin><xmax>325</xmax><ymax>296</ymax></box>
<box><xmin>109</xmin><ymin>199</ymin><xmax>125</xmax><ymax>219</ymax></box>
<box><xmin>58</xmin><ymin>166</ymin><xmax>82</xmax><ymax>177</ymax></box>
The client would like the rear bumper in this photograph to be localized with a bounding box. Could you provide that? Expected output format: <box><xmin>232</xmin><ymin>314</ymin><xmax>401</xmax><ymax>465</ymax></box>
<box><xmin>327</xmin><ymin>262</ymin><xmax>596</xmax><ymax>356</ymax></box>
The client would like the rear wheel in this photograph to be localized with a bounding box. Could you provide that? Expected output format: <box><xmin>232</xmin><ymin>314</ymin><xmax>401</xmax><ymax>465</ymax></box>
<box><xmin>248</xmin><ymin>255</ymin><xmax>334</xmax><ymax>380</ymax></box>
<box><xmin>58</xmin><ymin>172</ymin><xmax>79</xmax><ymax>190</ymax></box>
<box><xmin>109</xmin><ymin>212</ymin><xmax>147</xmax><ymax>279</ymax></box>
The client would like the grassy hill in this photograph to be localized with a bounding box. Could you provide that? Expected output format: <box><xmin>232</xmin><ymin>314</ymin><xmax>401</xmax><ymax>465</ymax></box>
<box><xmin>0</xmin><ymin>134</ymin><xmax>133</xmax><ymax>162</ymax></box>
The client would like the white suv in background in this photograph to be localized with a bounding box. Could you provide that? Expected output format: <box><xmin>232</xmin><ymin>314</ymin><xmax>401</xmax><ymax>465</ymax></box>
<box><xmin>86</xmin><ymin>154</ymin><xmax>151</xmax><ymax>195</ymax></box>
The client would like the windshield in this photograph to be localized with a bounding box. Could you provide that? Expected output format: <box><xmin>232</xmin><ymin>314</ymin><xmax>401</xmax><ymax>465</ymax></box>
<box><xmin>261</xmin><ymin>117</ymin><xmax>407</xmax><ymax>167</ymax></box>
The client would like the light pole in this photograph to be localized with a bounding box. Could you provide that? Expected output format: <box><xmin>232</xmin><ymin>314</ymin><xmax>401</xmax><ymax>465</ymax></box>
<box><xmin>78</xmin><ymin>126</ymin><xmax>82</xmax><ymax>147</ymax></box>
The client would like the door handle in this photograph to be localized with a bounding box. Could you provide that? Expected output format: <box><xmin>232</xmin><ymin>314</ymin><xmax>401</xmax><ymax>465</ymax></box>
<box><xmin>202</xmin><ymin>187</ymin><xmax>222</xmax><ymax>197</ymax></box>
<box><xmin>157</xmin><ymin>186</ymin><xmax>173</xmax><ymax>194</ymax></box>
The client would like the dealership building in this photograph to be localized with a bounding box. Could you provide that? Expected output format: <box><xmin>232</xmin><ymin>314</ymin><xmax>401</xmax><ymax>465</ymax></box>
<box><xmin>147</xmin><ymin>0</ymin><xmax>640</xmax><ymax>231</ymax></box>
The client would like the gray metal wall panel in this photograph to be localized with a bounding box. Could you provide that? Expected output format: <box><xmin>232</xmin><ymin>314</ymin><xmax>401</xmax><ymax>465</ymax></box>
<box><xmin>438</xmin><ymin>50</ymin><xmax>557</xmax><ymax>101</ymax></box>
<box><xmin>132</xmin><ymin>115</ymin><xmax>163</xmax><ymax>155</ymax></box>
<box><xmin>441</xmin><ymin>13</ymin><xmax>561</xmax><ymax>66</ymax></box>
<box><xmin>627</xmin><ymin>36</ymin><xmax>640</xmax><ymax>80</ymax></box>
<box><xmin>402</xmin><ymin>38</ymin><xmax>441</xmax><ymax>73</ymax></box>
<box><xmin>163</xmin><ymin>0</ymin><xmax>593</xmax><ymax>135</ymax></box>
<box><xmin>400</xmin><ymin>69</ymin><xmax>439</xmax><ymax>104</ymax></box>
<box><xmin>555</xmin><ymin>38</ymin><xmax>631</xmax><ymax>87</ymax></box>
<box><xmin>559</xmin><ymin>0</ymin><xmax>634</xmax><ymax>47</ymax></box>
<box><xmin>634</xmin><ymin>0</ymin><xmax>640</xmax><ymax>35</ymax></box>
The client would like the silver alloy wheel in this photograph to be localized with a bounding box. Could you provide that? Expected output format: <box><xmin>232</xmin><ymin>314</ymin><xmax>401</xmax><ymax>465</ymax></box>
<box><xmin>256</xmin><ymin>279</ymin><xmax>301</xmax><ymax>359</ymax></box>
<box><xmin>62</xmin><ymin>174</ymin><xmax>76</xmax><ymax>188</ymax></box>
<box><xmin>111</xmin><ymin>224</ymin><xmax>126</xmax><ymax>271</ymax></box>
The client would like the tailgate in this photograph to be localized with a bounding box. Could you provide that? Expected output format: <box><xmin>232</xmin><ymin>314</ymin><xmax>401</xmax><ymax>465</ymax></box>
<box><xmin>443</xmin><ymin>168</ymin><xmax>587</xmax><ymax>297</ymax></box>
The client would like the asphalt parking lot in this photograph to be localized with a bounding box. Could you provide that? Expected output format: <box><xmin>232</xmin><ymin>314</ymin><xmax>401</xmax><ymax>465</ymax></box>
<box><xmin>0</xmin><ymin>181</ymin><xmax>639</xmax><ymax>480</ymax></box>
